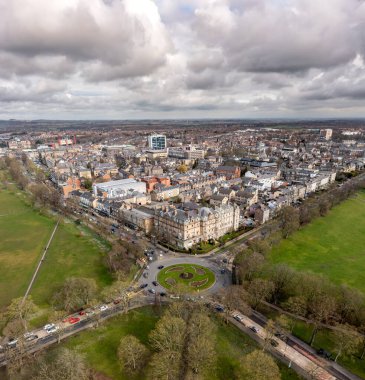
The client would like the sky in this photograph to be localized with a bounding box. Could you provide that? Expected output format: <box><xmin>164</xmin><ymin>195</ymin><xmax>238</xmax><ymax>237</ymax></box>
<box><xmin>0</xmin><ymin>0</ymin><xmax>365</xmax><ymax>120</ymax></box>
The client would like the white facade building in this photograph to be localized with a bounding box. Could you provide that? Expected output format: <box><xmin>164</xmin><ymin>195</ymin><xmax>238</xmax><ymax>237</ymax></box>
<box><xmin>93</xmin><ymin>179</ymin><xmax>146</xmax><ymax>198</ymax></box>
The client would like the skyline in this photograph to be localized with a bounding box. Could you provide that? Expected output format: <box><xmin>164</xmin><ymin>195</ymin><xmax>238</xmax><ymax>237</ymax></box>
<box><xmin>0</xmin><ymin>0</ymin><xmax>365</xmax><ymax>119</ymax></box>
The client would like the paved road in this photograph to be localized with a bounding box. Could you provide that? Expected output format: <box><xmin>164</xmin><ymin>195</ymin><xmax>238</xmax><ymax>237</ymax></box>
<box><xmin>138</xmin><ymin>253</ymin><xmax>232</xmax><ymax>296</ymax></box>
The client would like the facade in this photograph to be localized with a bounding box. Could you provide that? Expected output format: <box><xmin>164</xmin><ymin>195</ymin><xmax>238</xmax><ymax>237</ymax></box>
<box><xmin>148</xmin><ymin>134</ymin><xmax>167</xmax><ymax>150</ymax></box>
<box><xmin>93</xmin><ymin>179</ymin><xmax>146</xmax><ymax>198</ymax></box>
<box><xmin>154</xmin><ymin>204</ymin><xmax>240</xmax><ymax>249</ymax></box>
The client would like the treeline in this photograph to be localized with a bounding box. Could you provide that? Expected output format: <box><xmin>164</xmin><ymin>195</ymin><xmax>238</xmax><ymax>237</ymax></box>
<box><xmin>232</xmin><ymin>175</ymin><xmax>365</xmax><ymax>361</ymax></box>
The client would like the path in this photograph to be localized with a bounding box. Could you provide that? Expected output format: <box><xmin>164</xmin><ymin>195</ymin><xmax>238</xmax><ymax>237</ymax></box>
<box><xmin>22</xmin><ymin>218</ymin><xmax>60</xmax><ymax>303</ymax></box>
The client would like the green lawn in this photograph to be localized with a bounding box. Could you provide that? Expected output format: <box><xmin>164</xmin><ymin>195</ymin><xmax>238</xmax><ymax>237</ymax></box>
<box><xmin>63</xmin><ymin>306</ymin><xmax>302</xmax><ymax>380</ymax></box>
<box><xmin>30</xmin><ymin>221</ymin><xmax>113</xmax><ymax>306</ymax></box>
<box><xmin>270</xmin><ymin>190</ymin><xmax>365</xmax><ymax>292</ymax></box>
<box><xmin>157</xmin><ymin>264</ymin><xmax>216</xmax><ymax>291</ymax></box>
<box><xmin>0</xmin><ymin>187</ymin><xmax>113</xmax><ymax>310</ymax></box>
<box><xmin>0</xmin><ymin>189</ymin><xmax>54</xmax><ymax>309</ymax></box>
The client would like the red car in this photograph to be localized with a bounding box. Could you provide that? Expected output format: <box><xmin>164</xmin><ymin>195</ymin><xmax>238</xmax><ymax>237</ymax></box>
<box><xmin>79</xmin><ymin>310</ymin><xmax>86</xmax><ymax>316</ymax></box>
<box><xmin>68</xmin><ymin>317</ymin><xmax>80</xmax><ymax>324</ymax></box>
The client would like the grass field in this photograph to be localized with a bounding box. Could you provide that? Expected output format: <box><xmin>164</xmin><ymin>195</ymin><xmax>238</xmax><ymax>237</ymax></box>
<box><xmin>0</xmin><ymin>187</ymin><xmax>113</xmax><ymax>310</ymax></box>
<box><xmin>157</xmin><ymin>264</ymin><xmax>215</xmax><ymax>291</ymax></box>
<box><xmin>63</xmin><ymin>306</ymin><xmax>302</xmax><ymax>380</ymax></box>
<box><xmin>270</xmin><ymin>190</ymin><xmax>365</xmax><ymax>292</ymax></box>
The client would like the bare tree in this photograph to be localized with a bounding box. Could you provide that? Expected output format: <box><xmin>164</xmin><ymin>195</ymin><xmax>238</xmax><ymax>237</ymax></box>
<box><xmin>332</xmin><ymin>324</ymin><xmax>362</xmax><ymax>362</ymax></box>
<box><xmin>247</xmin><ymin>279</ymin><xmax>274</xmax><ymax>310</ymax></box>
<box><xmin>118</xmin><ymin>335</ymin><xmax>148</xmax><ymax>375</ymax></box>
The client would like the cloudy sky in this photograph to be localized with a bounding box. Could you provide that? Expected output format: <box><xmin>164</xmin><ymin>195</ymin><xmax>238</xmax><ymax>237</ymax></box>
<box><xmin>0</xmin><ymin>0</ymin><xmax>365</xmax><ymax>119</ymax></box>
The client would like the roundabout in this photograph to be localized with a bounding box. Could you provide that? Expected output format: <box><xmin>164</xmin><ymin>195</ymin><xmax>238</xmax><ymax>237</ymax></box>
<box><xmin>157</xmin><ymin>263</ymin><xmax>215</xmax><ymax>291</ymax></box>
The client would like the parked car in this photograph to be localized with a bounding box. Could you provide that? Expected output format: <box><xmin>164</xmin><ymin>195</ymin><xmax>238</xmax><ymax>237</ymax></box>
<box><xmin>317</xmin><ymin>348</ymin><xmax>332</xmax><ymax>360</ymax></box>
<box><xmin>220</xmin><ymin>269</ymin><xmax>226</xmax><ymax>274</ymax></box>
<box><xmin>140</xmin><ymin>283</ymin><xmax>148</xmax><ymax>289</ymax></box>
<box><xmin>249</xmin><ymin>326</ymin><xmax>259</xmax><ymax>333</ymax></box>
<box><xmin>148</xmin><ymin>288</ymin><xmax>156</xmax><ymax>294</ymax></box>
<box><xmin>215</xmin><ymin>305</ymin><xmax>224</xmax><ymax>312</ymax></box>
<box><xmin>99</xmin><ymin>305</ymin><xmax>109</xmax><ymax>312</ymax></box>
<box><xmin>143</xmin><ymin>272</ymin><xmax>149</xmax><ymax>278</ymax></box>
<box><xmin>157</xmin><ymin>265</ymin><xmax>164</xmax><ymax>270</ymax></box>
<box><xmin>47</xmin><ymin>326</ymin><xmax>59</xmax><ymax>334</ymax></box>
<box><xmin>270</xmin><ymin>339</ymin><xmax>279</xmax><ymax>347</ymax></box>
<box><xmin>79</xmin><ymin>310</ymin><xmax>86</xmax><ymax>316</ymax></box>
<box><xmin>152</xmin><ymin>281</ymin><xmax>158</xmax><ymax>286</ymax></box>
<box><xmin>24</xmin><ymin>332</ymin><xmax>38</xmax><ymax>342</ymax></box>
<box><xmin>160</xmin><ymin>292</ymin><xmax>167</xmax><ymax>297</ymax></box>
<box><xmin>68</xmin><ymin>317</ymin><xmax>80</xmax><ymax>324</ymax></box>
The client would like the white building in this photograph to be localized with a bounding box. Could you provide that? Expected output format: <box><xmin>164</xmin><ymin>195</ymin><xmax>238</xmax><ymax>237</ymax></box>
<box><xmin>148</xmin><ymin>134</ymin><xmax>167</xmax><ymax>150</ymax></box>
<box><xmin>93</xmin><ymin>179</ymin><xmax>146</xmax><ymax>198</ymax></box>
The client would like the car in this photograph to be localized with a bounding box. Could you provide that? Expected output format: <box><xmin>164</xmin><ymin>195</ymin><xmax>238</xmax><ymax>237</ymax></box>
<box><xmin>7</xmin><ymin>338</ymin><xmax>18</xmax><ymax>348</ymax></box>
<box><xmin>152</xmin><ymin>280</ymin><xmax>158</xmax><ymax>286</ymax></box>
<box><xmin>222</xmin><ymin>258</ymin><xmax>228</xmax><ymax>263</ymax></box>
<box><xmin>68</xmin><ymin>317</ymin><xmax>80</xmax><ymax>324</ymax></box>
<box><xmin>25</xmin><ymin>334</ymin><xmax>38</xmax><ymax>342</ymax></box>
<box><xmin>43</xmin><ymin>323</ymin><xmax>55</xmax><ymax>330</ymax></box>
<box><xmin>215</xmin><ymin>305</ymin><xmax>224</xmax><ymax>312</ymax></box>
<box><xmin>85</xmin><ymin>309</ymin><xmax>95</xmax><ymax>316</ymax></box>
<box><xmin>113</xmin><ymin>299</ymin><xmax>121</xmax><ymax>304</ymax></box>
<box><xmin>157</xmin><ymin>265</ymin><xmax>164</xmax><ymax>270</ymax></box>
<box><xmin>159</xmin><ymin>292</ymin><xmax>167</xmax><ymax>297</ymax></box>
<box><xmin>140</xmin><ymin>283</ymin><xmax>148</xmax><ymax>289</ymax></box>
<box><xmin>143</xmin><ymin>272</ymin><xmax>149</xmax><ymax>278</ymax></box>
<box><xmin>47</xmin><ymin>326</ymin><xmax>59</xmax><ymax>334</ymax></box>
<box><xmin>79</xmin><ymin>310</ymin><xmax>86</xmax><ymax>316</ymax></box>
<box><xmin>233</xmin><ymin>314</ymin><xmax>243</xmax><ymax>322</ymax></box>
<box><xmin>317</xmin><ymin>348</ymin><xmax>332</xmax><ymax>360</ymax></box>
<box><xmin>249</xmin><ymin>326</ymin><xmax>259</xmax><ymax>333</ymax></box>
<box><xmin>148</xmin><ymin>288</ymin><xmax>156</xmax><ymax>294</ymax></box>
<box><xmin>270</xmin><ymin>339</ymin><xmax>279</xmax><ymax>347</ymax></box>
<box><xmin>220</xmin><ymin>269</ymin><xmax>226</xmax><ymax>274</ymax></box>
<box><xmin>99</xmin><ymin>305</ymin><xmax>109</xmax><ymax>311</ymax></box>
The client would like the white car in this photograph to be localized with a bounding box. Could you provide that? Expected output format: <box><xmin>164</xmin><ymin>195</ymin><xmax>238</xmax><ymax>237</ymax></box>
<box><xmin>99</xmin><ymin>305</ymin><xmax>109</xmax><ymax>311</ymax></box>
<box><xmin>233</xmin><ymin>314</ymin><xmax>243</xmax><ymax>322</ymax></box>
<box><xmin>43</xmin><ymin>323</ymin><xmax>55</xmax><ymax>330</ymax></box>
<box><xmin>47</xmin><ymin>326</ymin><xmax>59</xmax><ymax>334</ymax></box>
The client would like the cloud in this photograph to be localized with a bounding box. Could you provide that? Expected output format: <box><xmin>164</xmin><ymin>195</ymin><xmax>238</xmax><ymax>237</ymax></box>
<box><xmin>0</xmin><ymin>0</ymin><xmax>365</xmax><ymax>118</ymax></box>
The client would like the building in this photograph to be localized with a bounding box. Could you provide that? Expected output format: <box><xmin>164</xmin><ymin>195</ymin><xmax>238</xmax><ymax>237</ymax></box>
<box><xmin>148</xmin><ymin>134</ymin><xmax>167</xmax><ymax>150</ymax></box>
<box><xmin>93</xmin><ymin>179</ymin><xmax>146</xmax><ymax>198</ymax></box>
<box><xmin>154</xmin><ymin>204</ymin><xmax>240</xmax><ymax>249</ymax></box>
<box><xmin>215</xmin><ymin>166</ymin><xmax>241</xmax><ymax>179</ymax></box>
<box><xmin>320</xmin><ymin>129</ymin><xmax>333</xmax><ymax>140</ymax></box>
<box><xmin>141</xmin><ymin>176</ymin><xmax>171</xmax><ymax>193</ymax></box>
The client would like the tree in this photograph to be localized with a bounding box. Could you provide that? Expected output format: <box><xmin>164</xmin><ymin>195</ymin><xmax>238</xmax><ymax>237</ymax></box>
<box><xmin>332</xmin><ymin>324</ymin><xmax>362</xmax><ymax>362</ymax></box>
<box><xmin>216</xmin><ymin>285</ymin><xmax>250</xmax><ymax>323</ymax></box>
<box><xmin>3</xmin><ymin>296</ymin><xmax>37</xmax><ymax>332</ymax></box>
<box><xmin>279</xmin><ymin>206</ymin><xmax>300</xmax><ymax>238</ymax></box>
<box><xmin>149</xmin><ymin>315</ymin><xmax>186</xmax><ymax>356</ymax></box>
<box><xmin>236</xmin><ymin>350</ymin><xmax>281</xmax><ymax>380</ymax></box>
<box><xmin>284</xmin><ymin>296</ymin><xmax>307</xmax><ymax>318</ymax></box>
<box><xmin>307</xmin><ymin>293</ymin><xmax>337</xmax><ymax>346</ymax></box>
<box><xmin>176</xmin><ymin>164</ymin><xmax>188</xmax><ymax>173</ymax></box>
<box><xmin>185</xmin><ymin>312</ymin><xmax>216</xmax><ymax>375</ymax></box>
<box><xmin>118</xmin><ymin>335</ymin><xmax>148</xmax><ymax>375</ymax></box>
<box><xmin>235</xmin><ymin>250</ymin><xmax>264</xmax><ymax>283</ymax></box>
<box><xmin>31</xmin><ymin>348</ymin><xmax>90</xmax><ymax>380</ymax></box>
<box><xmin>148</xmin><ymin>351</ymin><xmax>181</xmax><ymax>380</ymax></box>
<box><xmin>263</xmin><ymin>319</ymin><xmax>276</xmax><ymax>352</ymax></box>
<box><xmin>268</xmin><ymin>264</ymin><xmax>296</xmax><ymax>305</ymax></box>
<box><xmin>247</xmin><ymin>279</ymin><xmax>274</xmax><ymax>309</ymax></box>
<box><xmin>52</xmin><ymin>277</ymin><xmax>97</xmax><ymax>312</ymax></box>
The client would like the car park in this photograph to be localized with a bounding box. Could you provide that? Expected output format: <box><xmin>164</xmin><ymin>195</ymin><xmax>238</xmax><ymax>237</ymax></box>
<box><xmin>249</xmin><ymin>326</ymin><xmax>259</xmax><ymax>333</ymax></box>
